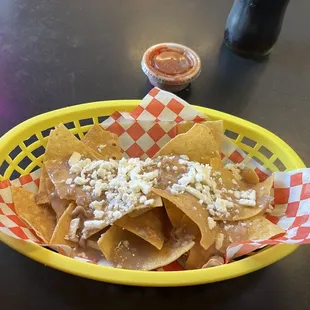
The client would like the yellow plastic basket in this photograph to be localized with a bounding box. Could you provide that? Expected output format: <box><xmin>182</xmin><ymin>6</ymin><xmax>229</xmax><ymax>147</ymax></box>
<box><xmin>0</xmin><ymin>100</ymin><xmax>305</xmax><ymax>286</ymax></box>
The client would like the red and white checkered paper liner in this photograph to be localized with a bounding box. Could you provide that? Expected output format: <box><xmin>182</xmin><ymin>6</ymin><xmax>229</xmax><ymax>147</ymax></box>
<box><xmin>0</xmin><ymin>88</ymin><xmax>309</xmax><ymax>271</ymax></box>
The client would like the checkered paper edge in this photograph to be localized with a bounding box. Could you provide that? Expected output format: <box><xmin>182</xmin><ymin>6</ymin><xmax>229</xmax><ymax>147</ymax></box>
<box><xmin>101</xmin><ymin>87</ymin><xmax>206</xmax><ymax>159</ymax></box>
<box><xmin>226</xmin><ymin>169</ymin><xmax>310</xmax><ymax>261</ymax></box>
<box><xmin>0</xmin><ymin>170</ymin><xmax>42</xmax><ymax>243</ymax></box>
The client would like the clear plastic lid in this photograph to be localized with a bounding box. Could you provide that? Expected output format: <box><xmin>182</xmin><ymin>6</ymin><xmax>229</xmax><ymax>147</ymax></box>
<box><xmin>141</xmin><ymin>43</ymin><xmax>201</xmax><ymax>88</ymax></box>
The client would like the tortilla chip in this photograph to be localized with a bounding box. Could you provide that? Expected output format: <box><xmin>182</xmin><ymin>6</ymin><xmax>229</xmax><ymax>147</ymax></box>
<box><xmin>240</xmin><ymin>167</ymin><xmax>260</xmax><ymax>184</ymax></box>
<box><xmin>164</xmin><ymin>198</ymin><xmax>200</xmax><ymax>237</ymax></box>
<box><xmin>223</xmin><ymin>175</ymin><xmax>275</xmax><ymax>221</ymax></box>
<box><xmin>82</xmin><ymin>198</ymin><xmax>164</xmax><ymax>240</ymax></box>
<box><xmin>36</xmin><ymin>168</ymin><xmax>69</xmax><ymax>220</ymax></box>
<box><xmin>44</xmin><ymin>123</ymin><xmax>103</xmax><ymax>162</ymax></box>
<box><xmin>97</xmin><ymin>226</ymin><xmax>194</xmax><ymax>270</ymax></box>
<box><xmin>11</xmin><ymin>187</ymin><xmax>56</xmax><ymax>243</ymax></box>
<box><xmin>176</xmin><ymin>122</ymin><xmax>196</xmax><ymax>135</ymax></box>
<box><xmin>40</xmin><ymin>166</ymin><xmax>70</xmax><ymax>219</ymax></box>
<box><xmin>185</xmin><ymin>242</ymin><xmax>217</xmax><ymax>270</ymax></box>
<box><xmin>40</xmin><ymin>124</ymin><xmax>121</xmax><ymax>205</ymax></box>
<box><xmin>82</xmin><ymin>125</ymin><xmax>122</xmax><ymax>160</ymax></box>
<box><xmin>204</xmin><ymin>121</ymin><xmax>223</xmax><ymax>149</ymax></box>
<box><xmin>211</xmin><ymin>157</ymin><xmax>259</xmax><ymax>185</ymax></box>
<box><xmin>38</xmin><ymin>124</ymin><xmax>118</xmax><ymax>204</ymax></box>
<box><xmin>134</xmin><ymin>195</ymin><xmax>163</xmax><ymax>211</ymax></box>
<box><xmin>115</xmin><ymin>208</ymin><xmax>167</xmax><ymax>250</ymax></box>
<box><xmin>180</xmin><ymin>213</ymin><xmax>200</xmax><ymax>237</ymax></box>
<box><xmin>50</xmin><ymin>196</ymin><xmax>70</xmax><ymax>220</ymax></box>
<box><xmin>49</xmin><ymin>202</ymin><xmax>77</xmax><ymax>247</ymax></box>
<box><xmin>154</xmin><ymin>123</ymin><xmax>220</xmax><ymax>164</ymax></box>
<box><xmin>210</xmin><ymin>158</ymin><xmax>274</xmax><ymax>221</ymax></box>
<box><xmin>128</xmin><ymin>204</ymin><xmax>162</xmax><ymax>218</ymax></box>
<box><xmin>44</xmin><ymin>159</ymin><xmax>91</xmax><ymax>204</ymax></box>
<box><xmin>152</xmin><ymin>188</ymin><xmax>215</xmax><ymax>250</ymax></box>
<box><xmin>35</xmin><ymin>166</ymin><xmax>50</xmax><ymax>204</ymax></box>
<box><xmin>245</xmin><ymin>216</ymin><xmax>285</xmax><ymax>240</ymax></box>
<box><xmin>202</xmin><ymin>256</ymin><xmax>225</xmax><ymax>268</ymax></box>
<box><xmin>177</xmin><ymin>120</ymin><xmax>223</xmax><ymax>150</ymax></box>
<box><xmin>217</xmin><ymin>216</ymin><xmax>285</xmax><ymax>253</ymax></box>
<box><xmin>164</xmin><ymin>198</ymin><xmax>184</xmax><ymax>227</ymax></box>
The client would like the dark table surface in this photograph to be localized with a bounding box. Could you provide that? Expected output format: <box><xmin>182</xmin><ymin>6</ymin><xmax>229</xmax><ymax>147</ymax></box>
<box><xmin>1</xmin><ymin>0</ymin><xmax>310</xmax><ymax>309</ymax></box>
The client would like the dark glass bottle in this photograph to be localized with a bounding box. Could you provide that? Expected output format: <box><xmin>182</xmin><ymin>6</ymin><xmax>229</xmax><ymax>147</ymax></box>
<box><xmin>224</xmin><ymin>0</ymin><xmax>290</xmax><ymax>57</ymax></box>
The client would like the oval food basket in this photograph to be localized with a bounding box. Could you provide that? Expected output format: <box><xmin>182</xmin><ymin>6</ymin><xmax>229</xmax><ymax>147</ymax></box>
<box><xmin>0</xmin><ymin>100</ymin><xmax>305</xmax><ymax>286</ymax></box>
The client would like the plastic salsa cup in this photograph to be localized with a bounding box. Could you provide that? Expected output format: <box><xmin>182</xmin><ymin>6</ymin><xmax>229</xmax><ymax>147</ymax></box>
<box><xmin>141</xmin><ymin>43</ymin><xmax>201</xmax><ymax>92</ymax></box>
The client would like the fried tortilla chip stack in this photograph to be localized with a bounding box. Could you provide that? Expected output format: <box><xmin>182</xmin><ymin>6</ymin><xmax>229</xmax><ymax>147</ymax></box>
<box><xmin>11</xmin><ymin>122</ymin><xmax>284</xmax><ymax>270</ymax></box>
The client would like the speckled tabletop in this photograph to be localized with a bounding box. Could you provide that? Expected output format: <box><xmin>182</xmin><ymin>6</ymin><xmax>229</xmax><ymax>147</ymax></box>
<box><xmin>0</xmin><ymin>1</ymin><xmax>309</xmax><ymax>309</ymax></box>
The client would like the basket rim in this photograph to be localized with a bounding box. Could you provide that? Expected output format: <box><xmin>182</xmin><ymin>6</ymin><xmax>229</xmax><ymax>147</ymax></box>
<box><xmin>0</xmin><ymin>100</ymin><xmax>305</xmax><ymax>286</ymax></box>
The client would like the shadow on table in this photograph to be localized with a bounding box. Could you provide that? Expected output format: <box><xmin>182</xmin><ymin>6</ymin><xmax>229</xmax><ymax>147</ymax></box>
<box><xmin>200</xmin><ymin>44</ymin><xmax>268</xmax><ymax>116</ymax></box>
<box><xmin>141</xmin><ymin>80</ymin><xmax>193</xmax><ymax>103</ymax></box>
<box><xmin>36</xmin><ymin>266</ymin><xmax>269</xmax><ymax>309</ymax></box>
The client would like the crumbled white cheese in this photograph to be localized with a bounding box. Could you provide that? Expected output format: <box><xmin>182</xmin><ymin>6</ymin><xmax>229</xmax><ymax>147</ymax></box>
<box><xmin>239</xmin><ymin>199</ymin><xmax>256</xmax><ymax>207</ymax></box>
<box><xmin>82</xmin><ymin>220</ymin><xmax>106</xmax><ymax>238</ymax></box>
<box><xmin>215</xmin><ymin>233</ymin><xmax>224</xmax><ymax>250</ymax></box>
<box><xmin>89</xmin><ymin>200</ymin><xmax>104</xmax><ymax>210</ymax></box>
<box><xmin>238</xmin><ymin>189</ymin><xmax>256</xmax><ymax>207</ymax></box>
<box><xmin>68</xmin><ymin>152</ymin><xmax>82</xmax><ymax>167</ymax></box>
<box><xmin>112</xmin><ymin>210</ymin><xmax>122</xmax><ymax>220</ymax></box>
<box><xmin>207</xmin><ymin>198</ymin><xmax>234</xmax><ymax>218</ymax></box>
<box><xmin>65</xmin><ymin>178</ymin><xmax>72</xmax><ymax>185</ymax></box>
<box><xmin>69</xmin><ymin>158</ymin><xmax>92</xmax><ymax>174</ymax></box>
<box><xmin>66</xmin><ymin>218</ymin><xmax>81</xmax><ymax>242</ymax></box>
<box><xmin>67</xmin><ymin>155</ymin><xmax>160</xmax><ymax>233</ymax></box>
<box><xmin>91</xmin><ymin>171</ymin><xmax>98</xmax><ymax>180</ymax></box>
<box><xmin>224</xmin><ymin>224</ymin><xmax>234</xmax><ymax>231</ymax></box>
<box><xmin>94</xmin><ymin>209</ymin><xmax>105</xmax><ymax>219</ymax></box>
<box><xmin>74</xmin><ymin>176</ymin><xmax>89</xmax><ymax>185</ymax></box>
<box><xmin>139</xmin><ymin>195</ymin><xmax>147</xmax><ymax>204</ymax></box>
<box><xmin>144</xmin><ymin>199</ymin><xmax>154</xmax><ymax>206</ymax></box>
<box><xmin>240</xmin><ymin>189</ymin><xmax>256</xmax><ymax>200</ymax></box>
<box><xmin>234</xmin><ymin>191</ymin><xmax>241</xmax><ymax>199</ymax></box>
<box><xmin>82</xmin><ymin>185</ymin><xmax>91</xmax><ymax>192</ymax></box>
<box><xmin>180</xmin><ymin>155</ymin><xmax>189</xmax><ymax>160</ymax></box>
<box><xmin>225</xmin><ymin>163</ymin><xmax>243</xmax><ymax>181</ymax></box>
<box><xmin>207</xmin><ymin>217</ymin><xmax>216</xmax><ymax>230</ymax></box>
<box><xmin>97</xmin><ymin>144</ymin><xmax>106</xmax><ymax>152</ymax></box>
<box><xmin>169</xmin><ymin>160</ymin><xmax>215</xmax><ymax>204</ymax></box>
